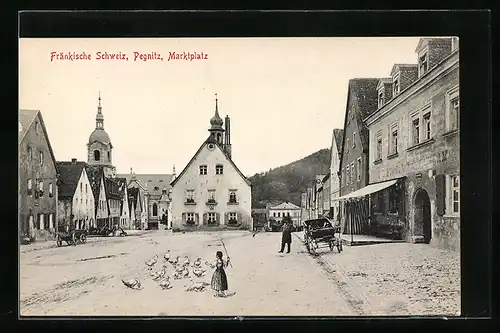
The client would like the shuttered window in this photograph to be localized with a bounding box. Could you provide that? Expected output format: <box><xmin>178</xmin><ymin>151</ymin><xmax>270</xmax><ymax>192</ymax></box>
<box><xmin>435</xmin><ymin>174</ymin><xmax>446</xmax><ymax>216</ymax></box>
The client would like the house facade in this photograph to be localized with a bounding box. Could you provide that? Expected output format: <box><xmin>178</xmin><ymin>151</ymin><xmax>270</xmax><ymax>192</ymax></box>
<box><xmin>105</xmin><ymin>177</ymin><xmax>122</xmax><ymax>228</ymax></box>
<box><xmin>365</xmin><ymin>37</ymin><xmax>459</xmax><ymax>251</ymax></box>
<box><xmin>170</xmin><ymin>96</ymin><xmax>252</xmax><ymax>231</ymax></box>
<box><xmin>56</xmin><ymin>159</ymin><xmax>95</xmax><ymax>231</ymax></box>
<box><xmin>87</xmin><ymin>166</ymin><xmax>109</xmax><ymax>228</ymax></box>
<box><xmin>268</xmin><ymin>201</ymin><xmax>301</xmax><ymax>228</ymax></box>
<box><xmin>19</xmin><ymin>109</ymin><xmax>58</xmax><ymax>241</ymax></box>
<box><xmin>321</xmin><ymin>174</ymin><xmax>331</xmax><ymax>218</ymax></box>
<box><xmin>116</xmin><ymin>177</ymin><xmax>130</xmax><ymax>229</ymax></box>
<box><xmin>329</xmin><ymin>129</ymin><xmax>344</xmax><ymax>223</ymax></box>
<box><xmin>338</xmin><ymin>78</ymin><xmax>380</xmax><ymax>235</ymax></box>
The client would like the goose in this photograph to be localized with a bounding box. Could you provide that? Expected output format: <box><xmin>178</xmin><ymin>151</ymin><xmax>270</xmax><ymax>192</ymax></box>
<box><xmin>185</xmin><ymin>279</ymin><xmax>209</xmax><ymax>292</ymax></box>
<box><xmin>183</xmin><ymin>256</ymin><xmax>190</xmax><ymax>267</ymax></box>
<box><xmin>145</xmin><ymin>255</ymin><xmax>159</xmax><ymax>269</ymax></box>
<box><xmin>164</xmin><ymin>250</ymin><xmax>170</xmax><ymax>262</ymax></box>
<box><xmin>182</xmin><ymin>267</ymin><xmax>190</xmax><ymax>278</ymax></box>
<box><xmin>169</xmin><ymin>256</ymin><xmax>179</xmax><ymax>266</ymax></box>
<box><xmin>192</xmin><ymin>258</ymin><xmax>202</xmax><ymax>268</ymax></box>
<box><xmin>192</xmin><ymin>268</ymin><xmax>206</xmax><ymax>278</ymax></box>
<box><xmin>121</xmin><ymin>278</ymin><xmax>142</xmax><ymax>290</ymax></box>
<box><xmin>159</xmin><ymin>277</ymin><xmax>172</xmax><ymax>290</ymax></box>
<box><xmin>173</xmin><ymin>271</ymin><xmax>182</xmax><ymax>280</ymax></box>
<box><xmin>151</xmin><ymin>265</ymin><xmax>167</xmax><ymax>281</ymax></box>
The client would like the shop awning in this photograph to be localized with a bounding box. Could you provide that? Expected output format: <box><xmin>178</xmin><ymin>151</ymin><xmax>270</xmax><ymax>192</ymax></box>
<box><xmin>332</xmin><ymin>179</ymin><xmax>398</xmax><ymax>201</ymax></box>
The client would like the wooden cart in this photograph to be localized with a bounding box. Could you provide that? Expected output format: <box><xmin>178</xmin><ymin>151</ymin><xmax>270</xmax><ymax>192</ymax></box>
<box><xmin>303</xmin><ymin>218</ymin><xmax>343</xmax><ymax>255</ymax></box>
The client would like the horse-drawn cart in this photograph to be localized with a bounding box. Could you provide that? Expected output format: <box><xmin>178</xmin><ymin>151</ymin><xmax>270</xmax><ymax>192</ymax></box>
<box><xmin>303</xmin><ymin>218</ymin><xmax>343</xmax><ymax>255</ymax></box>
<box><xmin>56</xmin><ymin>229</ymin><xmax>87</xmax><ymax>247</ymax></box>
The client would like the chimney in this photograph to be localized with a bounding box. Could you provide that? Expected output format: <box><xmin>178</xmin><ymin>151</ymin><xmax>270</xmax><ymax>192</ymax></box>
<box><xmin>224</xmin><ymin>115</ymin><xmax>232</xmax><ymax>159</ymax></box>
<box><xmin>71</xmin><ymin>158</ymin><xmax>77</xmax><ymax>164</ymax></box>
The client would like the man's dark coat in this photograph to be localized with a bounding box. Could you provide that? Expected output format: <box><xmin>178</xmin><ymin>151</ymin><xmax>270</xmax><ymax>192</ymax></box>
<box><xmin>281</xmin><ymin>223</ymin><xmax>292</xmax><ymax>244</ymax></box>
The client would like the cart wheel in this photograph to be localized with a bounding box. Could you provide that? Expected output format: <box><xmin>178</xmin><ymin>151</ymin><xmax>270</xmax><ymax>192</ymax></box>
<box><xmin>329</xmin><ymin>241</ymin><xmax>334</xmax><ymax>251</ymax></box>
<box><xmin>56</xmin><ymin>235</ymin><xmax>63</xmax><ymax>247</ymax></box>
<box><xmin>80</xmin><ymin>234</ymin><xmax>87</xmax><ymax>244</ymax></box>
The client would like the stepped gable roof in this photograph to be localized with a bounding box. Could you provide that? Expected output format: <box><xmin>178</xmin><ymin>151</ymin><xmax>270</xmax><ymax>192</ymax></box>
<box><xmin>170</xmin><ymin>133</ymin><xmax>251</xmax><ymax>187</ymax></box>
<box><xmin>55</xmin><ymin>161</ymin><xmax>88</xmax><ymax>199</ymax></box>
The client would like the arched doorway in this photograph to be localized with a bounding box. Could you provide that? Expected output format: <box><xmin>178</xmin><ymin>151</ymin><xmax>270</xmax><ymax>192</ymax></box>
<box><xmin>414</xmin><ymin>188</ymin><xmax>431</xmax><ymax>244</ymax></box>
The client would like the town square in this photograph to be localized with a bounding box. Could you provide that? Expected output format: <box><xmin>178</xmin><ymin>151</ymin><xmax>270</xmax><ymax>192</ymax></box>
<box><xmin>19</xmin><ymin>36</ymin><xmax>460</xmax><ymax>317</ymax></box>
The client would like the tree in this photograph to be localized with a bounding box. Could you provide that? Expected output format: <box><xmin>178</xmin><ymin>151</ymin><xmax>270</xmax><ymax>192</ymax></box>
<box><xmin>282</xmin><ymin>215</ymin><xmax>293</xmax><ymax>224</ymax></box>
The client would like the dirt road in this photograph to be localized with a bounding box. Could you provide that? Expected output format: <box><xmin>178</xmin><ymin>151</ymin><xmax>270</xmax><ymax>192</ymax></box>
<box><xmin>20</xmin><ymin>231</ymin><xmax>355</xmax><ymax>316</ymax></box>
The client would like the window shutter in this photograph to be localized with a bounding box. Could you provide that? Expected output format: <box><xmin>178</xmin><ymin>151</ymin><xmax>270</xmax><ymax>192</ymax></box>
<box><xmin>203</xmin><ymin>213</ymin><xmax>207</xmax><ymax>225</ymax></box>
<box><xmin>236</xmin><ymin>212</ymin><xmax>240</xmax><ymax>223</ymax></box>
<box><xmin>216</xmin><ymin>212</ymin><xmax>220</xmax><ymax>224</ymax></box>
<box><xmin>436</xmin><ymin>174</ymin><xmax>446</xmax><ymax>216</ymax></box>
<box><xmin>225</xmin><ymin>212</ymin><xmax>228</xmax><ymax>225</ymax></box>
<box><xmin>195</xmin><ymin>213</ymin><xmax>199</xmax><ymax>225</ymax></box>
<box><xmin>182</xmin><ymin>213</ymin><xmax>186</xmax><ymax>224</ymax></box>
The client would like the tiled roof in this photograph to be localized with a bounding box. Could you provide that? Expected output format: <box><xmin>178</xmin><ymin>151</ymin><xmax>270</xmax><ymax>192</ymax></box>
<box><xmin>333</xmin><ymin>128</ymin><xmax>344</xmax><ymax>153</ymax></box>
<box><xmin>105</xmin><ymin>177</ymin><xmax>122</xmax><ymax>200</ymax></box>
<box><xmin>170</xmin><ymin>133</ymin><xmax>252</xmax><ymax>187</ymax></box>
<box><xmin>116</xmin><ymin>174</ymin><xmax>173</xmax><ymax>196</ymax></box>
<box><xmin>85</xmin><ymin>166</ymin><xmax>104</xmax><ymax>214</ymax></box>
<box><xmin>269</xmin><ymin>201</ymin><xmax>301</xmax><ymax>210</ymax></box>
<box><xmin>55</xmin><ymin>161</ymin><xmax>87</xmax><ymax>199</ymax></box>
<box><xmin>390</xmin><ymin>64</ymin><xmax>418</xmax><ymax>76</ymax></box>
<box><xmin>350</xmin><ymin>78</ymin><xmax>380</xmax><ymax>151</ymax></box>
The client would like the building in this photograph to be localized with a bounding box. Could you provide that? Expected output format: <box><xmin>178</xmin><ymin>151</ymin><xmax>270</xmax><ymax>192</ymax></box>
<box><xmin>115</xmin><ymin>177</ymin><xmax>130</xmax><ymax>229</ymax></box>
<box><xmin>337</xmin><ymin>78</ymin><xmax>381</xmax><ymax>235</ymax></box>
<box><xmin>312</xmin><ymin>175</ymin><xmax>326</xmax><ymax>219</ymax></box>
<box><xmin>87</xmin><ymin>93</ymin><xmax>116</xmax><ymax>178</ymax></box>
<box><xmin>104</xmin><ymin>177</ymin><xmax>122</xmax><ymax>228</ymax></box>
<box><xmin>329</xmin><ymin>129</ymin><xmax>344</xmax><ymax>222</ymax></box>
<box><xmin>86</xmin><ymin>166</ymin><xmax>109</xmax><ymax>228</ymax></box>
<box><xmin>268</xmin><ymin>201</ymin><xmax>301</xmax><ymax>228</ymax></box>
<box><xmin>170</xmin><ymin>95</ymin><xmax>252</xmax><ymax>231</ymax></box>
<box><xmin>321</xmin><ymin>174</ymin><xmax>331</xmax><ymax>217</ymax></box>
<box><xmin>19</xmin><ymin>109</ymin><xmax>58</xmax><ymax>241</ymax></box>
<box><xmin>56</xmin><ymin>159</ymin><xmax>95</xmax><ymax>231</ymax></box>
<box><xmin>305</xmin><ymin>187</ymin><xmax>313</xmax><ymax>221</ymax></box>
<box><xmin>364</xmin><ymin>37</ymin><xmax>459</xmax><ymax>251</ymax></box>
<box><xmin>251</xmin><ymin>208</ymin><xmax>268</xmax><ymax>231</ymax></box>
<box><xmin>300</xmin><ymin>192</ymin><xmax>309</xmax><ymax>223</ymax></box>
<box><xmin>117</xmin><ymin>170</ymin><xmax>173</xmax><ymax>230</ymax></box>
<box><xmin>127</xmin><ymin>187</ymin><xmax>146</xmax><ymax>230</ymax></box>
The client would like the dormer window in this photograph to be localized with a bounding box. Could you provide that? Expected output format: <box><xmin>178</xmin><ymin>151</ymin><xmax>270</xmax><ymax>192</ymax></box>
<box><xmin>378</xmin><ymin>90</ymin><xmax>385</xmax><ymax>108</ymax></box>
<box><xmin>419</xmin><ymin>52</ymin><xmax>428</xmax><ymax>77</ymax></box>
<box><xmin>393</xmin><ymin>75</ymin><xmax>400</xmax><ymax>96</ymax></box>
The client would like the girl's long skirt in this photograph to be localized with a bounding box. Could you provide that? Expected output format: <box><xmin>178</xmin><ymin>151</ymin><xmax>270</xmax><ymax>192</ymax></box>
<box><xmin>211</xmin><ymin>267</ymin><xmax>228</xmax><ymax>291</ymax></box>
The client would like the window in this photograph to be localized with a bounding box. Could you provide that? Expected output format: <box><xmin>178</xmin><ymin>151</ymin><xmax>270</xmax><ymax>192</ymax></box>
<box><xmin>107</xmin><ymin>151</ymin><xmax>110</xmax><ymax>161</ymax></box>
<box><xmin>287</xmin><ymin>212</ymin><xmax>290</xmax><ymax>217</ymax></box>
<box><xmin>393</xmin><ymin>75</ymin><xmax>400</xmax><ymax>96</ymax></box>
<box><xmin>186</xmin><ymin>212</ymin><xmax>195</xmax><ymax>224</ymax></box>
<box><xmin>446</xmin><ymin>87</ymin><xmax>460</xmax><ymax>131</ymax></box>
<box><xmin>419</xmin><ymin>52</ymin><xmax>428</xmax><ymax>76</ymax></box>
<box><xmin>346</xmin><ymin>138</ymin><xmax>350</xmax><ymax>153</ymax></box>
<box><xmin>449</xmin><ymin>175</ymin><xmax>460</xmax><ymax>215</ymax></box>
<box><xmin>85</xmin><ymin>184</ymin><xmax>88</xmax><ymax>194</ymax></box>
<box><xmin>229</xmin><ymin>190</ymin><xmax>237</xmax><ymax>203</ymax></box>
<box><xmin>154</xmin><ymin>186</ymin><xmax>159</xmax><ymax>191</ymax></box>
<box><xmin>423</xmin><ymin>112</ymin><xmax>431</xmax><ymax>140</ymax></box>
<box><xmin>278</xmin><ymin>212</ymin><xmax>281</xmax><ymax>218</ymax></box>
<box><xmin>228</xmin><ymin>212</ymin><xmax>237</xmax><ymax>224</ymax></box>
<box><xmin>80</xmin><ymin>183</ymin><xmax>83</xmax><ymax>192</ymax></box>
<box><xmin>39</xmin><ymin>151</ymin><xmax>44</xmax><ymax>166</ymax></box>
<box><xmin>27</xmin><ymin>179</ymin><xmax>33</xmax><ymax>195</ymax></box>
<box><xmin>357</xmin><ymin>157</ymin><xmax>362</xmax><ymax>181</ymax></box>
<box><xmin>375</xmin><ymin>132</ymin><xmax>382</xmax><ymax>161</ymax></box>
<box><xmin>152</xmin><ymin>203</ymin><xmax>158</xmax><ymax>216</ymax></box>
<box><xmin>207</xmin><ymin>190</ymin><xmax>216</xmax><ymax>202</ymax></box>
<box><xmin>207</xmin><ymin>212</ymin><xmax>216</xmax><ymax>224</ymax></box>
<box><xmin>378</xmin><ymin>90</ymin><xmax>385</xmax><ymax>108</ymax></box>
<box><xmin>389</xmin><ymin>124</ymin><xmax>398</xmax><ymax>155</ymax></box>
<box><xmin>35</xmin><ymin>121</ymin><xmax>39</xmax><ymax>134</ymax></box>
<box><xmin>186</xmin><ymin>190</ymin><xmax>195</xmax><ymax>203</ymax></box>
<box><xmin>27</xmin><ymin>146</ymin><xmax>32</xmax><ymax>161</ymax></box>
<box><xmin>38</xmin><ymin>180</ymin><xmax>44</xmax><ymax>196</ymax></box>
<box><xmin>411</xmin><ymin>116</ymin><xmax>420</xmax><ymax>146</ymax></box>
<box><xmin>352</xmin><ymin>132</ymin><xmax>356</xmax><ymax>148</ymax></box>
<box><xmin>49</xmin><ymin>183</ymin><xmax>53</xmax><ymax>197</ymax></box>
<box><xmin>94</xmin><ymin>150</ymin><xmax>100</xmax><ymax>161</ymax></box>
<box><xmin>350</xmin><ymin>162</ymin><xmax>355</xmax><ymax>184</ymax></box>
<box><xmin>273</xmin><ymin>212</ymin><xmax>276</xmax><ymax>217</ymax></box>
<box><xmin>215</xmin><ymin>164</ymin><xmax>223</xmax><ymax>175</ymax></box>
<box><xmin>199</xmin><ymin>165</ymin><xmax>207</xmax><ymax>175</ymax></box>
<box><xmin>388</xmin><ymin>187</ymin><xmax>398</xmax><ymax>213</ymax></box>
<box><xmin>346</xmin><ymin>165</ymin><xmax>350</xmax><ymax>184</ymax></box>
<box><xmin>162</xmin><ymin>189</ymin><xmax>167</xmax><ymax>194</ymax></box>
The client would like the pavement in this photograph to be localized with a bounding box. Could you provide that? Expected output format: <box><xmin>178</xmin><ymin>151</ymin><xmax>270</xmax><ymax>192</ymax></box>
<box><xmin>19</xmin><ymin>230</ymin><xmax>355</xmax><ymax>316</ymax></box>
<box><xmin>19</xmin><ymin>230</ymin><xmax>460</xmax><ymax>316</ymax></box>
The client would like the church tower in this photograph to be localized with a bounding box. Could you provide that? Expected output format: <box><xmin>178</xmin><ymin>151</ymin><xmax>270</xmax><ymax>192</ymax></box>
<box><xmin>208</xmin><ymin>93</ymin><xmax>224</xmax><ymax>145</ymax></box>
<box><xmin>87</xmin><ymin>92</ymin><xmax>116</xmax><ymax>177</ymax></box>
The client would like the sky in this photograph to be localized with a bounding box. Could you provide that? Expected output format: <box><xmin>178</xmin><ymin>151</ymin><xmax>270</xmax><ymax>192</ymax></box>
<box><xmin>19</xmin><ymin>37</ymin><xmax>423</xmax><ymax>177</ymax></box>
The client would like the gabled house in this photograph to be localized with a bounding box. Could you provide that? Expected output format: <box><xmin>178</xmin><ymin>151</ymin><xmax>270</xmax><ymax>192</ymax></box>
<box><xmin>170</xmin><ymin>96</ymin><xmax>252</xmax><ymax>231</ymax></box>
<box><xmin>329</xmin><ymin>128</ymin><xmax>344</xmax><ymax>222</ymax></box>
<box><xmin>115</xmin><ymin>177</ymin><xmax>130</xmax><ymax>229</ymax></box>
<box><xmin>127</xmin><ymin>187</ymin><xmax>144</xmax><ymax>230</ymax></box>
<box><xmin>86</xmin><ymin>166</ymin><xmax>109</xmax><ymax>228</ymax></box>
<box><xmin>268</xmin><ymin>201</ymin><xmax>301</xmax><ymax>228</ymax></box>
<box><xmin>337</xmin><ymin>78</ymin><xmax>380</xmax><ymax>235</ymax></box>
<box><xmin>56</xmin><ymin>159</ymin><xmax>95</xmax><ymax>231</ymax></box>
<box><xmin>19</xmin><ymin>109</ymin><xmax>58</xmax><ymax>241</ymax></box>
<box><xmin>104</xmin><ymin>177</ymin><xmax>122</xmax><ymax>228</ymax></box>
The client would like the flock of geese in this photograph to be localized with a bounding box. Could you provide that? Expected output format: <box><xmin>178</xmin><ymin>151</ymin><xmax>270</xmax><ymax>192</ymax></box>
<box><xmin>121</xmin><ymin>250</ymin><xmax>211</xmax><ymax>292</ymax></box>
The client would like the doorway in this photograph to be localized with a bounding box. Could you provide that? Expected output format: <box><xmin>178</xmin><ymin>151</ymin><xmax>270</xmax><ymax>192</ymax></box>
<box><xmin>414</xmin><ymin>188</ymin><xmax>431</xmax><ymax>244</ymax></box>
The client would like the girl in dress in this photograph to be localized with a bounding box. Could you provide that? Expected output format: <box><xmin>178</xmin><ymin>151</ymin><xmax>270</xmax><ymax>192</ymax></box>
<box><xmin>205</xmin><ymin>251</ymin><xmax>230</xmax><ymax>297</ymax></box>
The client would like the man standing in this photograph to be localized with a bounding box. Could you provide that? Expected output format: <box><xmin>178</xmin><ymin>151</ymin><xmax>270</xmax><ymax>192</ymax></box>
<box><xmin>279</xmin><ymin>221</ymin><xmax>292</xmax><ymax>253</ymax></box>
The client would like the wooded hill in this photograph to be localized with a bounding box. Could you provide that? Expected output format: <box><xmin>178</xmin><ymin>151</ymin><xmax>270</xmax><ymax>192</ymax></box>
<box><xmin>248</xmin><ymin>148</ymin><xmax>331</xmax><ymax>208</ymax></box>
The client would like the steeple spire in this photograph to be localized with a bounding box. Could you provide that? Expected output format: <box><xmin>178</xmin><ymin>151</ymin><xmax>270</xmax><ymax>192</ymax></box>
<box><xmin>96</xmin><ymin>92</ymin><xmax>104</xmax><ymax>129</ymax></box>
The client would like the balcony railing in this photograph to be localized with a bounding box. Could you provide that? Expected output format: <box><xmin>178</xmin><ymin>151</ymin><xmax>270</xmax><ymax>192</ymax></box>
<box><xmin>185</xmin><ymin>199</ymin><xmax>196</xmax><ymax>205</ymax></box>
